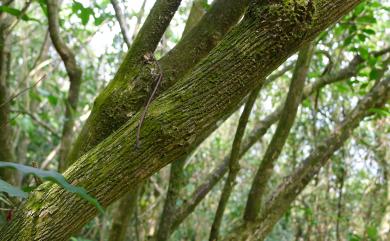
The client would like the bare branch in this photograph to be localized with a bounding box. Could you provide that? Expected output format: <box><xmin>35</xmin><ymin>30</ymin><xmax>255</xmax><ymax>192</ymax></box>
<box><xmin>126</xmin><ymin>0</ymin><xmax>182</xmax><ymax>61</ymax></box>
<box><xmin>46</xmin><ymin>0</ymin><xmax>82</xmax><ymax>171</ymax></box>
<box><xmin>242</xmin><ymin>77</ymin><xmax>390</xmax><ymax>240</ymax></box>
<box><xmin>244</xmin><ymin>43</ymin><xmax>314</xmax><ymax>222</ymax></box>
<box><xmin>169</xmin><ymin>46</ymin><xmax>388</xmax><ymax>231</ymax></box>
<box><xmin>209</xmin><ymin>85</ymin><xmax>262</xmax><ymax>241</ymax></box>
<box><xmin>110</xmin><ymin>0</ymin><xmax>132</xmax><ymax>48</ymax></box>
<box><xmin>10</xmin><ymin>108</ymin><xmax>60</xmax><ymax>138</ymax></box>
<box><xmin>0</xmin><ymin>75</ymin><xmax>45</xmax><ymax>109</ymax></box>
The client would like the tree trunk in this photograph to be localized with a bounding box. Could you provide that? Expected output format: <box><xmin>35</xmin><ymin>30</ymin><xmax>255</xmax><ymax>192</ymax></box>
<box><xmin>0</xmin><ymin>1</ymin><xmax>362</xmax><ymax>240</ymax></box>
<box><xmin>0</xmin><ymin>12</ymin><xmax>16</xmax><ymax>185</ymax></box>
<box><xmin>108</xmin><ymin>185</ymin><xmax>140</xmax><ymax>241</ymax></box>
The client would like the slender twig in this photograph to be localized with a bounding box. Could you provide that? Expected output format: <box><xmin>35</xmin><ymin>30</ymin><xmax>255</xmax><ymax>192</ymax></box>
<box><xmin>10</xmin><ymin>108</ymin><xmax>60</xmax><ymax>138</ymax></box>
<box><xmin>111</xmin><ymin>0</ymin><xmax>132</xmax><ymax>47</ymax></box>
<box><xmin>0</xmin><ymin>75</ymin><xmax>45</xmax><ymax>109</ymax></box>
<box><xmin>5</xmin><ymin>0</ymin><xmax>32</xmax><ymax>34</ymax></box>
<box><xmin>209</xmin><ymin>85</ymin><xmax>261</xmax><ymax>241</ymax></box>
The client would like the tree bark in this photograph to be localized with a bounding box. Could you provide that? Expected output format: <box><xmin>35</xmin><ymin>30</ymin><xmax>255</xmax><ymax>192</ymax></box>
<box><xmin>154</xmin><ymin>3</ymin><xmax>209</xmax><ymax>240</ymax></box>
<box><xmin>0</xmin><ymin>1</ymin><xmax>362</xmax><ymax>239</ymax></box>
<box><xmin>66</xmin><ymin>0</ymin><xmax>249</xmax><ymax>165</ymax></box>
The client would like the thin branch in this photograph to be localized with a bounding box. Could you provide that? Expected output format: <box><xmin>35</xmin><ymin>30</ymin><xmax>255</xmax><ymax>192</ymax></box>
<box><xmin>46</xmin><ymin>0</ymin><xmax>82</xmax><ymax>171</ymax></box>
<box><xmin>131</xmin><ymin>0</ymin><xmax>147</xmax><ymax>41</ymax></box>
<box><xmin>10</xmin><ymin>109</ymin><xmax>60</xmax><ymax>138</ymax></box>
<box><xmin>209</xmin><ymin>85</ymin><xmax>262</xmax><ymax>241</ymax></box>
<box><xmin>46</xmin><ymin>0</ymin><xmax>81</xmax><ymax>84</ymax></box>
<box><xmin>244</xmin><ymin>43</ymin><xmax>314</xmax><ymax>222</ymax></box>
<box><xmin>110</xmin><ymin>0</ymin><xmax>132</xmax><ymax>48</ymax></box>
<box><xmin>126</xmin><ymin>0</ymin><xmax>182</xmax><ymax>62</ymax></box>
<box><xmin>41</xmin><ymin>144</ymin><xmax>60</xmax><ymax>169</ymax></box>
<box><xmin>136</xmin><ymin>54</ymin><xmax>163</xmax><ymax>148</ymax></box>
<box><xmin>241</xmin><ymin>76</ymin><xmax>390</xmax><ymax>240</ymax></box>
<box><xmin>169</xmin><ymin>46</ymin><xmax>385</xmax><ymax>232</ymax></box>
<box><xmin>0</xmin><ymin>75</ymin><xmax>45</xmax><ymax>109</ymax></box>
<box><xmin>5</xmin><ymin>0</ymin><xmax>32</xmax><ymax>34</ymax></box>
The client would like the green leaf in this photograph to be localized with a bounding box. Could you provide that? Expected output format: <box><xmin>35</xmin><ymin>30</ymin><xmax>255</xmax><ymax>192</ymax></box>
<box><xmin>36</xmin><ymin>0</ymin><xmax>48</xmax><ymax>16</ymax></box>
<box><xmin>367</xmin><ymin>226</ymin><xmax>378</xmax><ymax>240</ymax></box>
<box><xmin>357</xmin><ymin>34</ymin><xmax>366</xmax><ymax>42</ymax></box>
<box><xmin>348</xmin><ymin>233</ymin><xmax>362</xmax><ymax>241</ymax></box>
<box><xmin>71</xmin><ymin>1</ymin><xmax>94</xmax><ymax>25</ymax></box>
<box><xmin>368</xmin><ymin>108</ymin><xmax>390</xmax><ymax>117</ymax></box>
<box><xmin>362</xmin><ymin>28</ymin><xmax>376</xmax><ymax>35</ymax></box>
<box><xmin>357</xmin><ymin>15</ymin><xmax>377</xmax><ymax>24</ymax></box>
<box><xmin>0</xmin><ymin>6</ymin><xmax>40</xmax><ymax>23</ymax></box>
<box><xmin>0</xmin><ymin>162</ymin><xmax>104</xmax><ymax>213</ymax></box>
<box><xmin>335</xmin><ymin>83</ymin><xmax>350</xmax><ymax>93</ymax></box>
<box><xmin>48</xmin><ymin>95</ymin><xmax>58</xmax><ymax>106</ymax></box>
<box><xmin>369</xmin><ymin>68</ymin><xmax>379</xmax><ymax>80</ymax></box>
<box><xmin>94</xmin><ymin>16</ymin><xmax>105</xmax><ymax>26</ymax></box>
<box><xmin>358</xmin><ymin>47</ymin><xmax>369</xmax><ymax>60</ymax></box>
<box><xmin>80</xmin><ymin>8</ymin><xmax>93</xmax><ymax>25</ymax></box>
<box><xmin>0</xmin><ymin>179</ymin><xmax>28</xmax><ymax>198</ymax></box>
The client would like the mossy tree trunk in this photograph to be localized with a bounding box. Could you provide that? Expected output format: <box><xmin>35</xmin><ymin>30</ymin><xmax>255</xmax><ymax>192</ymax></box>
<box><xmin>0</xmin><ymin>0</ymin><xmax>363</xmax><ymax>240</ymax></box>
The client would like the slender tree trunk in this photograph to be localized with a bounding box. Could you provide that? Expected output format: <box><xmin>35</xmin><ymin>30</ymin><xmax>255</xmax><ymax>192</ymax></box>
<box><xmin>168</xmin><ymin>46</ymin><xmax>382</xmax><ymax>236</ymax></box>
<box><xmin>244</xmin><ymin>43</ymin><xmax>314</xmax><ymax>222</ymax></box>
<box><xmin>108</xmin><ymin>185</ymin><xmax>140</xmax><ymax>241</ymax></box>
<box><xmin>335</xmin><ymin>164</ymin><xmax>345</xmax><ymax>241</ymax></box>
<box><xmin>46</xmin><ymin>0</ymin><xmax>83</xmax><ymax>172</ymax></box>
<box><xmin>209</xmin><ymin>86</ymin><xmax>261</xmax><ymax>241</ymax></box>
<box><xmin>155</xmin><ymin>157</ymin><xmax>186</xmax><ymax>241</ymax></box>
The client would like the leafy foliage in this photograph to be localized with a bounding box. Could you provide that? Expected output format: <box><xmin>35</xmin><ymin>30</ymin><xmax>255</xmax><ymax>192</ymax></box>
<box><xmin>0</xmin><ymin>162</ymin><xmax>104</xmax><ymax>213</ymax></box>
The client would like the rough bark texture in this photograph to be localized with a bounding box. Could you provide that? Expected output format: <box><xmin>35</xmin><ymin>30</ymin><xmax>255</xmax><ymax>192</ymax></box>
<box><xmin>0</xmin><ymin>0</ymin><xmax>362</xmax><ymax>240</ymax></box>
<box><xmin>243</xmin><ymin>43</ymin><xmax>314</xmax><ymax>221</ymax></box>
<box><xmin>66</xmin><ymin>0</ymin><xmax>249</xmax><ymax>165</ymax></box>
<box><xmin>228</xmin><ymin>77</ymin><xmax>390</xmax><ymax>241</ymax></box>
<box><xmin>154</xmin><ymin>3</ymin><xmax>209</xmax><ymax>240</ymax></box>
<box><xmin>46</xmin><ymin>0</ymin><xmax>83</xmax><ymax>172</ymax></box>
<box><xmin>209</xmin><ymin>86</ymin><xmax>261</xmax><ymax>241</ymax></box>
